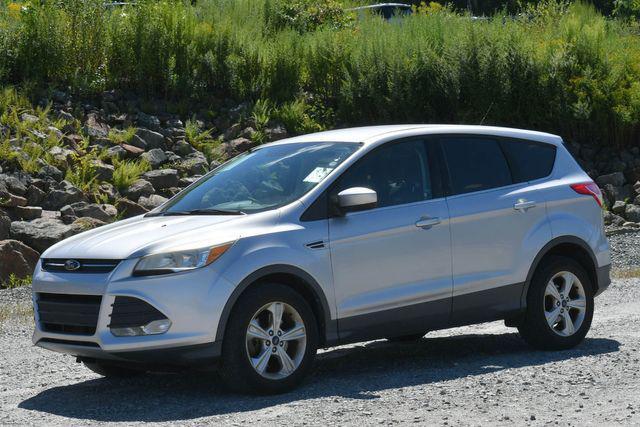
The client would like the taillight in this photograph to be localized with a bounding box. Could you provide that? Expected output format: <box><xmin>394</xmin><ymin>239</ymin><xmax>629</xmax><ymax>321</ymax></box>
<box><xmin>571</xmin><ymin>182</ymin><xmax>604</xmax><ymax>208</ymax></box>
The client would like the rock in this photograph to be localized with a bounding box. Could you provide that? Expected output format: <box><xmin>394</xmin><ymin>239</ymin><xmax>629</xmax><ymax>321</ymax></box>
<box><xmin>0</xmin><ymin>194</ymin><xmax>27</xmax><ymax>208</ymax></box>
<box><xmin>11</xmin><ymin>206</ymin><xmax>42</xmax><ymax>220</ymax></box>
<box><xmin>266</xmin><ymin>125</ymin><xmax>288</xmax><ymax>141</ymax></box>
<box><xmin>176</xmin><ymin>153</ymin><xmax>209</xmax><ymax>176</ymax></box>
<box><xmin>136</xmin><ymin>128</ymin><xmax>165</xmax><ymax>150</ymax></box>
<box><xmin>142</xmin><ymin>169</ymin><xmax>179</xmax><ymax>189</ymax></box>
<box><xmin>128</xmin><ymin>134</ymin><xmax>147</xmax><ymax>150</ymax></box>
<box><xmin>0</xmin><ymin>174</ymin><xmax>28</xmax><ymax>196</ymax></box>
<box><xmin>138</xmin><ymin>194</ymin><xmax>168</xmax><ymax>210</ymax></box>
<box><xmin>83</xmin><ymin>113</ymin><xmax>110</xmax><ymax>140</ymax></box>
<box><xmin>622</xmin><ymin>221</ymin><xmax>640</xmax><ymax>228</ymax></box>
<box><xmin>59</xmin><ymin>205</ymin><xmax>77</xmax><ymax>224</ymax></box>
<box><xmin>72</xmin><ymin>217</ymin><xmax>106</xmax><ymax>231</ymax></box>
<box><xmin>10</xmin><ymin>218</ymin><xmax>79</xmax><ymax>252</ymax></box>
<box><xmin>624</xmin><ymin>204</ymin><xmax>640</xmax><ymax>223</ymax></box>
<box><xmin>37</xmin><ymin>164</ymin><xmax>64</xmax><ymax>182</ymax></box>
<box><xmin>165</xmin><ymin>151</ymin><xmax>182</xmax><ymax>163</ymax></box>
<box><xmin>67</xmin><ymin>202</ymin><xmax>116</xmax><ymax>222</ymax></box>
<box><xmin>90</xmin><ymin>159</ymin><xmax>115</xmax><ymax>181</ymax></box>
<box><xmin>141</xmin><ymin>148</ymin><xmax>168</xmax><ymax>168</ymax></box>
<box><xmin>97</xmin><ymin>183</ymin><xmax>119</xmax><ymax>203</ymax></box>
<box><xmin>20</xmin><ymin>113</ymin><xmax>38</xmax><ymax>123</ymax></box>
<box><xmin>596</xmin><ymin>172</ymin><xmax>625</xmax><ymax>188</ymax></box>
<box><xmin>116</xmin><ymin>198</ymin><xmax>148</xmax><ymax>218</ymax></box>
<box><xmin>179</xmin><ymin>176</ymin><xmax>201</xmax><ymax>187</ymax></box>
<box><xmin>0</xmin><ymin>240</ymin><xmax>39</xmax><ymax>285</ymax></box>
<box><xmin>121</xmin><ymin>143</ymin><xmax>145</xmax><ymax>157</ymax></box>
<box><xmin>612</xmin><ymin>200</ymin><xmax>627</xmax><ymax>215</ymax></box>
<box><xmin>224</xmin><ymin>123</ymin><xmax>242</xmax><ymax>140</ymax></box>
<box><xmin>240</xmin><ymin>126</ymin><xmax>255</xmax><ymax>139</ymax></box>
<box><xmin>123</xmin><ymin>179</ymin><xmax>154</xmax><ymax>201</ymax></box>
<box><xmin>42</xmin><ymin>181</ymin><xmax>87</xmax><ymax>211</ymax></box>
<box><xmin>137</xmin><ymin>112</ymin><xmax>161</xmax><ymax>130</ymax></box>
<box><xmin>173</xmin><ymin>140</ymin><xmax>196</xmax><ymax>156</ymax></box>
<box><xmin>47</xmin><ymin>146</ymin><xmax>75</xmax><ymax>170</ymax></box>
<box><xmin>602</xmin><ymin>184</ymin><xmax>631</xmax><ymax>205</ymax></box>
<box><xmin>210</xmin><ymin>160</ymin><xmax>222</xmax><ymax>170</ymax></box>
<box><xmin>106</xmin><ymin>145</ymin><xmax>127</xmax><ymax>160</ymax></box>
<box><xmin>26</xmin><ymin>185</ymin><xmax>46</xmax><ymax>206</ymax></box>
<box><xmin>229</xmin><ymin>137</ymin><xmax>255</xmax><ymax>154</ymax></box>
<box><xmin>0</xmin><ymin>211</ymin><xmax>10</xmax><ymax>239</ymax></box>
<box><xmin>166</xmin><ymin>118</ymin><xmax>183</xmax><ymax>128</ymax></box>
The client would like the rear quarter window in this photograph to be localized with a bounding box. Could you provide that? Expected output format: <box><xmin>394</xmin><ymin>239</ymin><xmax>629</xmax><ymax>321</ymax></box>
<box><xmin>500</xmin><ymin>139</ymin><xmax>556</xmax><ymax>182</ymax></box>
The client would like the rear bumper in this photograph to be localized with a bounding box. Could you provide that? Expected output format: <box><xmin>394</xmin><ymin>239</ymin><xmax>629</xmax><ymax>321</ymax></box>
<box><xmin>595</xmin><ymin>263</ymin><xmax>611</xmax><ymax>297</ymax></box>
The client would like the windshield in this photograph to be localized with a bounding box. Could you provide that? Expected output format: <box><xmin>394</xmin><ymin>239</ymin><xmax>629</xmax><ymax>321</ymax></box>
<box><xmin>157</xmin><ymin>142</ymin><xmax>360</xmax><ymax>215</ymax></box>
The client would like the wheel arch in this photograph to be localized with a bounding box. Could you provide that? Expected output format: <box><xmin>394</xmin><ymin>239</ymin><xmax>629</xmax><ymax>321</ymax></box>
<box><xmin>215</xmin><ymin>265</ymin><xmax>337</xmax><ymax>347</ymax></box>
<box><xmin>521</xmin><ymin>236</ymin><xmax>599</xmax><ymax>307</ymax></box>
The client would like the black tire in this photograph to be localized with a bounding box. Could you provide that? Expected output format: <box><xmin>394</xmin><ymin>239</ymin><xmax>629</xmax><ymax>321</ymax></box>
<box><xmin>220</xmin><ymin>283</ymin><xmax>319</xmax><ymax>394</ymax></box>
<box><xmin>386</xmin><ymin>332</ymin><xmax>426</xmax><ymax>342</ymax></box>
<box><xmin>83</xmin><ymin>361</ymin><xmax>145</xmax><ymax>378</ymax></box>
<box><xmin>518</xmin><ymin>256</ymin><xmax>594</xmax><ymax>351</ymax></box>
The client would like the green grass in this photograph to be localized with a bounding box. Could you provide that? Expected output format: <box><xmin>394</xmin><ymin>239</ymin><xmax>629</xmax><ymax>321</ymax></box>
<box><xmin>0</xmin><ymin>0</ymin><xmax>639</xmax><ymax>147</ymax></box>
<box><xmin>3</xmin><ymin>273</ymin><xmax>32</xmax><ymax>289</ymax></box>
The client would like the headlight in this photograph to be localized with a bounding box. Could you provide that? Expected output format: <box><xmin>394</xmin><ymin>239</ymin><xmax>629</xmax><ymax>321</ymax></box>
<box><xmin>133</xmin><ymin>242</ymin><xmax>234</xmax><ymax>276</ymax></box>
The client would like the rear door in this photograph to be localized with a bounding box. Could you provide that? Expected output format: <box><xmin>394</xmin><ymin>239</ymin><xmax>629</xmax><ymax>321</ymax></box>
<box><xmin>328</xmin><ymin>138</ymin><xmax>452</xmax><ymax>342</ymax></box>
<box><xmin>438</xmin><ymin>135</ymin><xmax>553</xmax><ymax>325</ymax></box>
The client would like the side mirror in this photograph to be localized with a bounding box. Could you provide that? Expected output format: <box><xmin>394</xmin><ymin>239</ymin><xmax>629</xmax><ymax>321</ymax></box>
<box><xmin>337</xmin><ymin>187</ymin><xmax>377</xmax><ymax>214</ymax></box>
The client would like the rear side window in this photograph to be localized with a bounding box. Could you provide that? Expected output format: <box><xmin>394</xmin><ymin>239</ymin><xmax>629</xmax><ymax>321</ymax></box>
<box><xmin>500</xmin><ymin>139</ymin><xmax>556</xmax><ymax>182</ymax></box>
<box><xmin>440</xmin><ymin>137</ymin><xmax>512</xmax><ymax>195</ymax></box>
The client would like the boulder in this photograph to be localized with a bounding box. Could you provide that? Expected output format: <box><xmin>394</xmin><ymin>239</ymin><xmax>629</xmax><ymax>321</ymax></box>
<box><xmin>596</xmin><ymin>172</ymin><xmax>625</xmax><ymax>188</ymax></box>
<box><xmin>90</xmin><ymin>159</ymin><xmax>115</xmax><ymax>181</ymax></box>
<box><xmin>223</xmin><ymin>123</ymin><xmax>242</xmax><ymax>140</ymax></box>
<box><xmin>116</xmin><ymin>198</ymin><xmax>148</xmax><ymax>218</ymax></box>
<box><xmin>83</xmin><ymin>113</ymin><xmax>110</xmax><ymax>140</ymax></box>
<box><xmin>142</xmin><ymin>169</ymin><xmax>179</xmax><ymax>190</ymax></box>
<box><xmin>67</xmin><ymin>202</ymin><xmax>116</xmax><ymax>222</ymax></box>
<box><xmin>26</xmin><ymin>185</ymin><xmax>46</xmax><ymax>206</ymax></box>
<box><xmin>602</xmin><ymin>184</ymin><xmax>631</xmax><ymax>205</ymax></box>
<box><xmin>603</xmin><ymin>210</ymin><xmax>626</xmax><ymax>227</ymax></box>
<box><xmin>141</xmin><ymin>148</ymin><xmax>168</xmax><ymax>168</ymax></box>
<box><xmin>37</xmin><ymin>164</ymin><xmax>64</xmax><ymax>182</ymax></box>
<box><xmin>136</xmin><ymin>128</ymin><xmax>165</xmax><ymax>150</ymax></box>
<box><xmin>0</xmin><ymin>211</ymin><xmax>10</xmax><ymax>239</ymax></box>
<box><xmin>176</xmin><ymin>153</ymin><xmax>209</xmax><ymax>176</ymax></box>
<box><xmin>266</xmin><ymin>125</ymin><xmax>288</xmax><ymax>142</ymax></box>
<box><xmin>11</xmin><ymin>206</ymin><xmax>42</xmax><ymax>221</ymax></box>
<box><xmin>0</xmin><ymin>174</ymin><xmax>27</xmax><ymax>196</ymax></box>
<box><xmin>123</xmin><ymin>179</ymin><xmax>154</xmax><ymax>201</ymax></box>
<box><xmin>137</xmin><ymin>112</ymin><xmax>161</xmax><ymax>130</ymax></box>
<box><xmin>106</xmin><ymin>145</ymin><xmax>127</xmax><ymax>161</ymax></box>
<box><xmin>624</xmin><ymin>204</ymin><xmax>640</xmax><ymax>223</ymax></box>
<box><xmin>121</xmin><ymin>143</ymin><xmax>144</xmax><ymax>157</ymax></box>
<box><xmin>612</xmin><ymin>200</ymin><xmax>627</xmax><ymax>216</ymax></box>
<box><xmin>0</xmin><ymin>193</ymin><xmax>27</xmax><ymax>208</ymax></box>
<box><xmin>229</xmin><ymin>137</ymin><xmax>255</xmax><ymax>154</ymax></box>
<box><xmin>0</xmin><ymin>240</ymin><xmax>39</xmax><ymax>285</ymax></box>
<box><xmin>42</xmin><ymin>181</ymin><xmax>87</xmax><ymax>211</ymax></box>
<box><xmin>173</xmin><ymin>140</ymin><xmax>196</xmax><ymax>156</ymax></box>
<box><xmin>10</xmin><ymin>218</ymin><xmax>79</xmax><ymax>252</ymax></box>
<box><xmin>96</xmin><ymin>183</ymin><xmax>119</xmax><ymax>203</ymax></box>
<box><xmin>129</xmin><ymin>134</ymin><xmax>147</xmax><ymax>150</ymax></box>
<box><xmin>138</xmin><ymin>194</ymin><xmax>168</xmax><ymax>210</ymax></box>
<box><xmin>72</xmin><ymin>217</ymin><xmax>106</xmax><ymax>231</ymax></box>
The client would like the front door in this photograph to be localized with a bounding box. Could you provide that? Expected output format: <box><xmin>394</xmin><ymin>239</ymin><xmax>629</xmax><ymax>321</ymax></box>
<box><xmin>328</xmin><ymin>138</ymin><xmax>452</xmax><ymax>342</ymax></box>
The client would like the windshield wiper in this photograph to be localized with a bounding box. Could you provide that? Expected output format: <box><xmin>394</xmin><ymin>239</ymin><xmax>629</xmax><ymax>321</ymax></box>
<box><xmin>148</xmin><ymin>208</ymin><xmax>246</xmax><ymax>217</ymax></box>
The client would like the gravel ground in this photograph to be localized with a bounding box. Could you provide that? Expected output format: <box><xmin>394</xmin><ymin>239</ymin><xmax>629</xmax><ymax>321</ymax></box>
<box><xmin>1</xmin><ymin>233</ymin><xmax>640</xmax><ymax>426</ymax></box>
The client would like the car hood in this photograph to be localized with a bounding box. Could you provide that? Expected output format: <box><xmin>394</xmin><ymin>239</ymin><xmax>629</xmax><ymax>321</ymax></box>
<box><xmin>41</xmin><ymin>211</ymin><xmax>279</xmax><ymax>260</ymax></box>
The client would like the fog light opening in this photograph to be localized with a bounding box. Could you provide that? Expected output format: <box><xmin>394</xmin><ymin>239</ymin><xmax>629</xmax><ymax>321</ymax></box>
<box><xmin>110</xmin><ymin>319</ymin><xmax>172</xmax><ymax>337</ymax></box>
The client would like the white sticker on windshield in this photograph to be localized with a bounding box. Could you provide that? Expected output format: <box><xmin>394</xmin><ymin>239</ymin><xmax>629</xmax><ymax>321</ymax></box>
<box><xmin>303</xmin><ymin>167</ymin><xmax>333</xmax><ymax>183</ymax></box>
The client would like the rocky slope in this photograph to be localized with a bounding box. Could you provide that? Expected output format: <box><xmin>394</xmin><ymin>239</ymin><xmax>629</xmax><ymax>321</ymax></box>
<box><xmin>1</xmin><ymin>89</ymin><xmax>640</xmax><ymax>285</ymax></box>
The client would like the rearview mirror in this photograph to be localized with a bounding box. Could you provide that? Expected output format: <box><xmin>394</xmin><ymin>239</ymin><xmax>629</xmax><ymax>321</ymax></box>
<box><xmin>337</xmin><ymin>187</ymin><xmax>377</xmax><ymax>213</ymax></box>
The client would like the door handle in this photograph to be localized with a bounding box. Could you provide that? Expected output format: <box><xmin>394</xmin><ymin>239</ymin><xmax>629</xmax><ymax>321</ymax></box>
<box><xmin>415</xmin><ymin>216</ymin><xmax>441</xmax><ymax>229</ymax></box>
<box><xmin>514</xmin><ymin>199</ymin><xmax>536</xmax><ymax>212</ymax></box>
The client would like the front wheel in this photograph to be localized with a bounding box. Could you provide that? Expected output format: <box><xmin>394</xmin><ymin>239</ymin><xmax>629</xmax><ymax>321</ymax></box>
<box><xmin>220</xmin><ymin>283</ymin><xmax>319</xmax><ymax>394</ymax></box>
<box><xmin>518</xmin><ymin>256</ymin><xmax>594</xmax><ymax>350</ymax></box>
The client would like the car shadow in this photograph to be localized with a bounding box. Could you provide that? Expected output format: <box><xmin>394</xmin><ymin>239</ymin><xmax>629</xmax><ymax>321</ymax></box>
<box><xmin>19</xmin><ymin>332</ymin><xmax>620</xmax><ymax>422</ymax></box>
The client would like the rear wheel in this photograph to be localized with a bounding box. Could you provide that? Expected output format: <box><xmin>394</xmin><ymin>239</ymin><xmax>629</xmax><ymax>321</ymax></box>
<box><xmin>83</xmin><ymin>361</ymin><xmax>145</xmax><ymax>378</ymax></box>
<box><xmin>220</xmin><ymin>283</ymin><xmax>319</xmax><ymax>394</ymax></box>
<box><xmin>518</xmin><ymin>256</ymin><xmax>594</xmax><ymax>350</ymax></box>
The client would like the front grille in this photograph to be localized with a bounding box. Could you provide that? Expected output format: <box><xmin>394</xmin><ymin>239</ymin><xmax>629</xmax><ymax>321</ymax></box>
<box><xmin>108</xmin><ymin>296</ymin><xmax>167</xmax><ymax>329</ymax></box>
<box><xmin>41</xmin><ymin>259</ymin><xmax>120</xmax><ymax>273</ymax></box>
<box><xmin>37</xmin><ymin>293</ymin><xmax>102</xmax><ymax>335</ymax></box>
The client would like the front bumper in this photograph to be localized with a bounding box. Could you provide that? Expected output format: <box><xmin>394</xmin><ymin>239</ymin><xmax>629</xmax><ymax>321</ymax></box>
<box><xmin>32</xmin><ymin>258</ymin><xmax>235</xmax><ymax>366</ymax></box>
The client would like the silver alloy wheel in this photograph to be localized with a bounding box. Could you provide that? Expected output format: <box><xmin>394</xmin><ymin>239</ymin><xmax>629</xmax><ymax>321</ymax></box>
<box><xmin>543</xmin><ymin>271</ymin><xmax>587</xmax><ymax>337</ymax></box>
<box><xmin>245</xmin><ymin>301</ymin><xmax>307</xmax><ymax>380</ymax></box>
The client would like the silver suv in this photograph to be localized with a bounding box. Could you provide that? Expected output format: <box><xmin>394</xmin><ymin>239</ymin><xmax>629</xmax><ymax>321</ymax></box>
<box><xmin>32</xmin><ymin>125</ymin><xmax>611</xmax><ymax>394</ymax></box>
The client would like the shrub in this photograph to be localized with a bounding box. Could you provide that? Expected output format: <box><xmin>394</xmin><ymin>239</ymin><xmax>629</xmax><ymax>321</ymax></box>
<box><xmin>264</xmin><ymin>0</ymin><xmax>354</xmax><ymax>34</ymax></box>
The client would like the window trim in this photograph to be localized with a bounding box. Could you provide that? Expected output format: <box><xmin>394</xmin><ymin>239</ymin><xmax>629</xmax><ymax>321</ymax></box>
<box><xmin>434</xmin><ymin>134</ymin><xmax>557</xmax><ymax>197</ymax></box>
<box><xmin>300</xmin><ymin>136</ymin><xmax>444</xmax><ymax>221</ymax></box>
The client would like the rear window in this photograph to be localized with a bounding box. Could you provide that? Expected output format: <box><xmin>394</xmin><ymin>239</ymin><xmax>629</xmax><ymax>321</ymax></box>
<box><xmin>500</xmin><ymin>139</ymin><xmax>556</xmax><ymax>182</ymax></box>
<box><xmin>440</xmin><ymin>137</ymin><xmax>512</xmax><ymax>195</ymax></box>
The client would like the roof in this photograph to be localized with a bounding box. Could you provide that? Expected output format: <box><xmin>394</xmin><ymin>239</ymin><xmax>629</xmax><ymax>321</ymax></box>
<box><xmin>268</xmin><ymin>125</ymin><xmax>563</xmax><ymax>146</ymax></box>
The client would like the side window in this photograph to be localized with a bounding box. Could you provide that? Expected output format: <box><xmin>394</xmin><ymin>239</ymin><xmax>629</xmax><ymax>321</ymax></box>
<box><xmin>441</xmin><ymin>137</ymin><xmax>512</xmax><ymax>195</ymax></box>
<box><xmin>335</xmin><ymin>140</ymin><xmax>432</xmax><ymax>208</ymax></box>
<box><xmin>500</xmin><ymin>139</ymin><xmax>556</xmax><ymax>182</ymax></box>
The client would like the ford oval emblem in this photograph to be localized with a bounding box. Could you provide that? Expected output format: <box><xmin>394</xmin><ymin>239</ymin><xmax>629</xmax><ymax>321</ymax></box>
<box><xmin>64</xmin><ymin>260</ymin><xmax>81</xmax><ymax>271</ymax></box>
